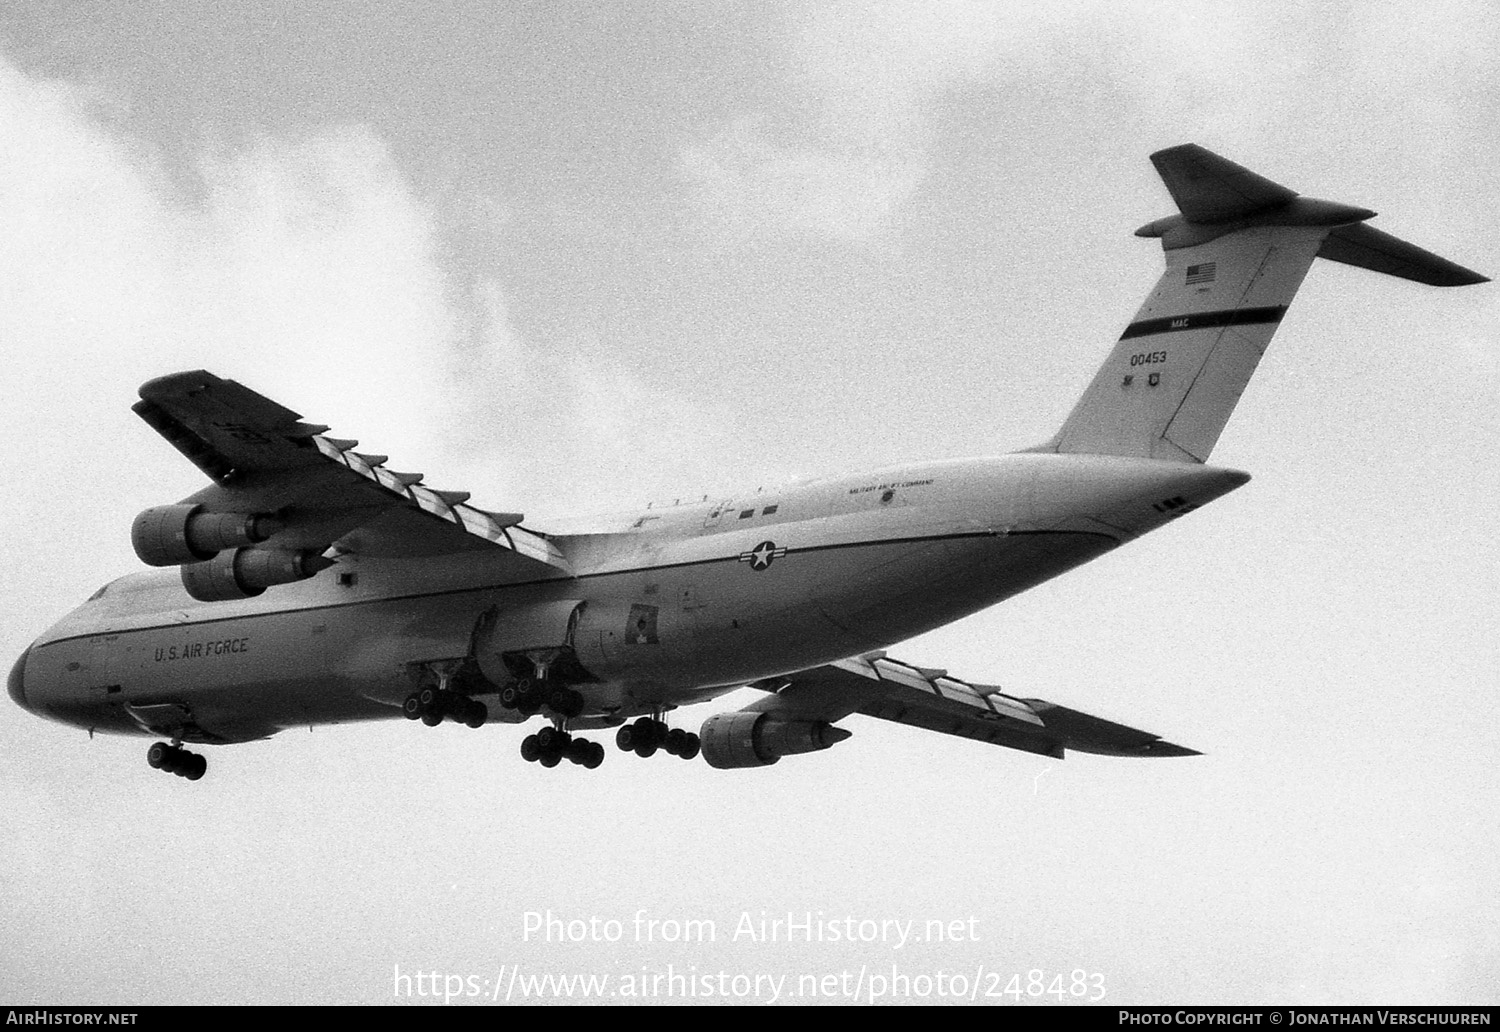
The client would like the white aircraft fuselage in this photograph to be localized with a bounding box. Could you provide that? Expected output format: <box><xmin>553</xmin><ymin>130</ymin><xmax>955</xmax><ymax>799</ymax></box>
<box><xmin>11</xmin><ymin>454</ymin><xmax>1247</xmax><ymax>742</ymax></box>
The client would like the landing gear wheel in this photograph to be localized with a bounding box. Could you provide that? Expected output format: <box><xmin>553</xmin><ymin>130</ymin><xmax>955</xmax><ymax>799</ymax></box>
<box><xmin>463</xmin><ymin>701</ymin><xmax>488</xmax><ymax>729</ymax></box>
<box><xmin>545</xmin><ymin>687</ymin><xmax>584</xmax><ymax>718</ymax></box>
<box><xmin>539</xmin><ymin>751</ymin><xmax>561</xmax><ymax>769</ymax></box>
<box><xmin>402</xmin><ymin>694</ymin><xmax>423</xmax><ymax>720</ymax></box>
<box><xmin>585</xmin><ymin>741</ymin><xmax>605</xmax><ymax>769</ymax></box>
<box><xmin>520</xmin><ymin>734</ymin><xmax>541</xmax><ymax>762</ymax></box>
<box><xmin>148</xmin><ymin>742</ymin><xmax>207</xmax><ymax>781</ymax></box>
<box><xmin>421</xmin><ymin>711</ymin><xmax>443</xmax><ymax>727</ymax></box>
<box><xmin>619</xmin><ymin>717</ymin><xmax>686</xmax><ymax>759</ymax></box>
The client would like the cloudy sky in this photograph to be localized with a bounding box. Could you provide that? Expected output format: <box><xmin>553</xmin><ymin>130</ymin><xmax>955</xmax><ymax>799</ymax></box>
<box><xmin>2</xmin><ymin>1</ymin><xmax>1496</xmax><ymax>1006</ymax></box>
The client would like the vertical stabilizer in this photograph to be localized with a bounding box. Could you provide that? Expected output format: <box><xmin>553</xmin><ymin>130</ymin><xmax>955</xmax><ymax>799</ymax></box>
<box><xmin>1045</xmin><ymin>145</ymin><xmax>1487</xmax><ymax>463</ymax></box>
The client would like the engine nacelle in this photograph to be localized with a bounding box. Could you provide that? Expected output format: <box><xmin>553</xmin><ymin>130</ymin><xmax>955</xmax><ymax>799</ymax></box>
<box><xmin>180</xmin><ymin>548</ymin><xmax>333</xmax><ymax>601</ymax></box>
<box><xmin>699</xmin><ymin>711</ymin><xmax>852</xmax><ymax>769</ymax></box>
<box><xmin>474</xmin><ymin>598</ymin><xmax>689</xmax><ymax>685</ymax></box>
<box><xmin>132</xmin><ymin>503</ymin><xmax>281</xmax><ymax>566</ymax></box>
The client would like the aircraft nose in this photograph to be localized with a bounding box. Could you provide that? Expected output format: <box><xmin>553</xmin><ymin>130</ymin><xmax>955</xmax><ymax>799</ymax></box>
<box><xmin>8</xmin><ymin>644</ymin><xmax>31</xmax><ymax>712</ymax></box>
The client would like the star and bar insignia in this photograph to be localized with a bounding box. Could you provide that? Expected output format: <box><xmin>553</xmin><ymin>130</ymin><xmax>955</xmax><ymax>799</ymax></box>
<box><xmin>738</xmin><ymin>540</ymin><xmax>788</xmax><ymax>571</ymax></box>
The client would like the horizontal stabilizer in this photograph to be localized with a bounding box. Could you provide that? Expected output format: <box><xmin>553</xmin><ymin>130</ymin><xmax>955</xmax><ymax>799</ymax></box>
<box><xmin>1150</xmin><ymin>143</ymin><xmax>1298</xmax><ymax>223</ymax></box>
<box><xmin>1318</xmin><ymin>223</ymin><xmax>1489</xmax><ymax>286</ymax></box>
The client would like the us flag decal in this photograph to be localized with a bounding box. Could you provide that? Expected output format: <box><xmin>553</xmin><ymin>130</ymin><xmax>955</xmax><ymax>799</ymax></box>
<box><xmin>1186</xmin><ymin>262</ymin><xmax>1217</xmax><ymax>285</ymax></box>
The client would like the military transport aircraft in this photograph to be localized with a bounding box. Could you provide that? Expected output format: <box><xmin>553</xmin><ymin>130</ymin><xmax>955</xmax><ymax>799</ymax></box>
<box><xmin>8</xmin><ymin>145</ymin><xmax>1487</xmax><ymax>781</ymax></box>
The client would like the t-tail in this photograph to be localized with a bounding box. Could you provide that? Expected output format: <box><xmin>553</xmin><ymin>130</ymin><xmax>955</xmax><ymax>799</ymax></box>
<box><xmin>1039</xmin><ymin>144</ymin><xmax>1488</xmax><ymax>463</ymax></box>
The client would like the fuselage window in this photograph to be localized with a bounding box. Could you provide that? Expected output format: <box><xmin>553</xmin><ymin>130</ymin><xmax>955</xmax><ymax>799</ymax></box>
<box><xmin>762</xmin><ymin>505</ymin><xmax>778</xmax><ymax>516</ymax></box>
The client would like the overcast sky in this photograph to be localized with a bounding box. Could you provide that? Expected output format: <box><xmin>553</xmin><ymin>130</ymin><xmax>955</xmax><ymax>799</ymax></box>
<box><xmin>2</xmin><ymin>1</ymin><xmax>1496</xmax><ymax>1006</ymax></box>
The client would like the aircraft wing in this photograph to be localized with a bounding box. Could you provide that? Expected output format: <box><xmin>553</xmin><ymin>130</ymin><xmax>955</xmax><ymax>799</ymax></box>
<box><xmin>744</xmin><ymin>652</ymin><xmax>1198</xmax><ymax>759</ymax></box>
<box><xmin>133</xmin><ymin>370</ymin><xmax>569</xmax><ymax>576</ymax></box>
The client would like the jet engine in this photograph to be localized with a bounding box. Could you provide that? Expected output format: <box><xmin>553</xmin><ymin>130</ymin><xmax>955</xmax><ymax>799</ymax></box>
<box><xmin>180</xmin><ymin>548</ymin><xmax>334</xmax><ymax>601</ymax></box>
<box><xmin>132</xmin><ymin>503</ymin><xmax>282</xmax><ymax>566</ymax></box>
<box><xmin>699</xmin><ymin>711</ymin><xmax>852</xmax><ymax>768</ymax></box>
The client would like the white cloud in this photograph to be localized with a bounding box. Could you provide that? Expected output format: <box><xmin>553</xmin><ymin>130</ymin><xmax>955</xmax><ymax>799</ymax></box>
<box><xmin>0</xmin><ymin>59</ymin><xmax>459</xmax><ymax>457</ymax></box>
<box><xmin>0</xmin><ymin>48</ymin><xmax>748</xmax><ymax>612</ymax></box>
<box><xmin>678</xmin><ymin>1</ymin><xmax>1300</xmax><ymax>246</ymax></box>
<box><xmin>680</xmin><ymin>116</ymin><xmax>924</xmax><ymax>245</ymax></box>
<box><xmin>0</xmin><ymin>56</ymin><xmax>477</xmax><ymax>627</ymax></box>
<box><xmin>443</xmin><ymin>282</ymin><xmax>757</xmax><ymax>519</ymax></box>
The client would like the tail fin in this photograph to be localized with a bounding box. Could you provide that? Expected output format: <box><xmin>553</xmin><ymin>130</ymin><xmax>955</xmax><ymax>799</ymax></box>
<box><xmin>1045</xmin><ymin>144</ymin><xmax>1488</xmax><ymax>463</ymax></box>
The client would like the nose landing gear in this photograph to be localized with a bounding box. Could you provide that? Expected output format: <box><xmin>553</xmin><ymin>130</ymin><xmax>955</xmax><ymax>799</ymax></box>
<box><xmin>147</xmin><ymin>741</ymin><xmax>207</xmax><ymax>780</ymax></box>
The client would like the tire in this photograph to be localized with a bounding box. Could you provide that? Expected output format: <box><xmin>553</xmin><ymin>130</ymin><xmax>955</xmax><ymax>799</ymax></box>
<box><xmin>147</xmin><ymin>742</ymin><xmax>171</xmax><ymax>769</ymax></box>
<box><xmin>464</xmin><ymin>702</ymin><xmax>488</xmax><ymax>729</ymax></box>
<box><xmin>520</xmin><ymin>734</ymin><xmax>541</xmax><ymax>762</ymax></box>
<box><xmin>679</xmin><ymin>733</ymin><xmax>701</xmax><ymax>761</ymax></box>
<box><xmin>615</xmin><ymin>725</ymin><xmax>635</xmax><ymax>751</ymax></box>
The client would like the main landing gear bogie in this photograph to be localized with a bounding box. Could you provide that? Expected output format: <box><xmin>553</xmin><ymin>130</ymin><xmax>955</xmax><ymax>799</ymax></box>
<box><xmin>499</xmin><ymin>678</ymin><xmax>584</xmax><ymax>719</ymax></box>
<box><xmin>616</xmin><ymin>718</ymin><xmax>700</xmax><ymax>761</ymax></box>
<box><xmin>403</xmin><ymin>686</ymin><xmax>488</xmax><ymax>729</ymax></box>
<box><xmin>520</xmin><ymin>727</ymin><xmax>605</xmax><ymax>770</ymax></box>
<box><xmin>147</xmin><ymin>742</ymin><xmax>207</xmax><ymax>781</ymax></box>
